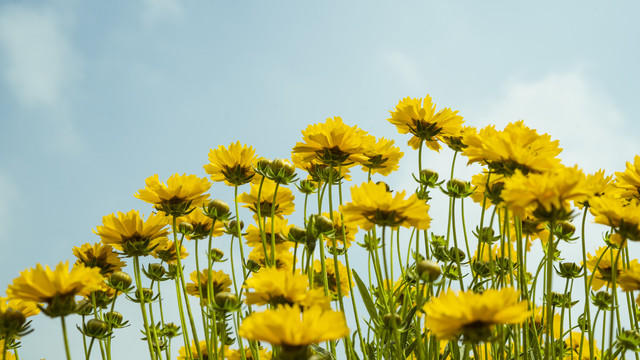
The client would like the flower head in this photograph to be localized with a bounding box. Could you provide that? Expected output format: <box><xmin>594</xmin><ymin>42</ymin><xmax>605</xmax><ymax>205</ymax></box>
<box><xmin>204</xmin><ymin>141</ymin><xmax>258</xmax><ymax>186</ymax></box>
<box><xmin>73</xmin><ymin>243</ymin><xmax>125</xmax><ymax>276</ymax></box>
<box><xmin>177</xmin><ymin>340</ymin><xmax>208</xmax><ymax>360</ymax></box>
<box><xmin>243</xmin><ymin>267</ymin><xmax>330</xmax><ymax>309</ymax></box>
<box><xmin>590</xmin><ymin>196</ymin><xmax>640</xmax><ymax>241</ymax></box>
<box><xmin>360</xmin><ymin>136</ymin><xmax>403</xmax><ymax>176</ymax></box>
<box><xmin>177</xmin><ymin>209</ymin><xmax>225</xmax><ymax>240</ymax></box>
<box><xmin>248</xmin><ymin>246</ymin><xmax>294</xmax><ymax>271</ymax></box>
<box><xmin>340</xmin><ymin>182</ymin><xmax>431</xmax><ymax>231</ymax></box>
<box><xmin>225</xmin><ymin>346</ymin><xmax>272</xmax><ymax>360</ymax></box>
<box><xmin>423</xmin><ymin>287</ymin><xmax>531</xmax><ymax>342</ymax></box>
<box><xmin>313</xmin><ymin>258</ymin><xmax>350</xmax><ymax>298</ymax></box>
<box><xmin>94</xmin><ymin>210</ymin><xmax>170</xmax><ymax>257</ymax></box>
<box><xmin>238</xmin><ymin>305</ymin><xmax>349</xmax><ymax>346</ymax></box>
<box><xmin>186</xmin><ymin>270</ymin><xmax>232</xmax><ymax>301</ymax></box>
<box><xmin>151</xmin><ymin>238</ymin><xmax>188</xmax><ymax>264</ymax></box>
<box><xmin>388</xmin><ymin>95</ymin><xmax>464</xmax><ymax>151</ymax></box>
<box><xmin>323</xmin><ymin>211</ymin><xmax>357</xmax><ymax>249</ymax></box>
<box><xmin>238</xmin><ymin>179</ymin><xmax>295</xmax><ymax>219</ymax></box>
<box><xmin>244</xmin><ymin>217</ymin><xmax>291</xmax><ymax>249</ymax></box>
<box><xmin>614</xmin><ymin>155</ymin><xmax>640</xmax><ymax>200</ymax></box>
<box><xmin>619</xmin><ymin>263</ymin><xmax>640</xmax><ymax>291</ymax></box>
<box><xmin>585</xmin><ymin>247</ymin><xmax>638</xmax><ymax>291</ymax></box>
<box><xmin>135</xmin><ymin>174</ymin><xmax>211</xmax><ymax>215</ymax></box>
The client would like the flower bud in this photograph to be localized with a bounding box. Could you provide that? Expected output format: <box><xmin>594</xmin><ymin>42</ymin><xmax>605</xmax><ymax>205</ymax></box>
<box><xmin>591</xmin><ymin>291</ymin><xmax>613</xmax><ymax>310</ymax></box>
<box><xmin>1</xmin><ymin>308</ymin><xmax>26</xmax><ymax>337</ymax></box>
<box><xmin>144</xmin><ymin>263</ymin><xmax>166</xmax><ymax>282</ymax></box>
<box><xmin>225</xmin><ymin>220</ymin><xmax>244</xmax><ymax>235</ymax></box>
<box><xmin>556</xmin><ymin>262</ymin><xmax>582</xmax><ymax>279</ymax></box>
<box><xmin>246</xmin><ymin>260</ymin><xmax>261</xmax><ymax>273</ymax></box>
<box><xmin>471</xmin><ymin>261</ymin><xmax>493</xmax><ymax>278</ymax></box>
<box><xmin>134</xmin><ymin>288</ymin><xmax>154</xmax><ymax>303</ymax></box>
<box><xmin>444</xmin><ymin>178</ymin><xmax>473</xmax><ymax>199</ymax></box>
<box><xmin>617</xmin><ymin>329</ymin><xmax>640</xmax><ymax>352</ymax></box>
<box><xmin>416</xmin><ymin>260</ymin><xmax>441</xmax><ymax>282</ymax></box>
<box><xmin>204</xmin><ymin>200</ymin><xmax>231</xmax><ymax>221</ymax></box>
<box><xmin>214</xmin><ymin>292</ymin><xmax>240</xmax><ymax>312</ymax></box>
<box><xmin>84</xmin><ymin>319</ymin><xmax>110</xmax><ymax>339</ymax></box>
<box><xmin>178</xmin><ymin>222</ymin><xmax>194</xmax><ymax>236</ymax></box>
<box><xmin>208</xmin><ymin>248</ymin><xmax>225</xmax><ymax>263</ymax></box>
<box><xmin>104</xmin><ymin>311</ymin><xmax>127</xmax><ymax>328</ymax></box>
<box><xmin>314</xmin><ymin>215</ymin><xmax>334</xmax><ymax>234</ymax></box>
<box><xmin>382</xmin><ymin>313</ymin><xmax>403</xmax><ymax>328</ymax></box>
<box><xmin>288</xmin><ymin>226</ymin><xmax>307</xmax><ymax>244</ymax></box>
<box><xmin>75</xmin><ymin>299</ymin><xmax>94</xmax><ymax>316</ymax></box>
<box><xmin>416</xmin><ymin>169</ymin><xmax>441</xmax><ymax>188</ymax></box>
<box><xmin>296</xmin><ymin>179</ymin><xmax>318</xmax><ymax>195</ymax></box>
<box><xmin>449</xmin><ymin>247</ymin><xmax>466</xmax><ymax>262</ymax></box>
<box><xmin>162</xmin><ymin>323</ymin><xmax>180</xmax><ymax>338</ymax></box>
<box><xmin>109</xmin><ymin>271</ymin><xmax>133</xmax><ymax>292</ymax></box>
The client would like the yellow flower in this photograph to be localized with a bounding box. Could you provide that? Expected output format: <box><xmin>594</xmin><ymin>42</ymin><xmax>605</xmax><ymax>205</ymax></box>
<box><xmin>177</xmin><ymin>209</ymin><xmax>225</xmax><ymax>240</ymax></box>
<box><xmin>322</xmin><ymin>211</ymin><xmax>357</xmax><ymax>249</ymax></box>
<box><xmin>469</xmin><ymin>171</ymin><xmax>505</xmax><ymax>208</ymax></box>
<box><xmin>238</xmin><ymin>179</ymin><xmax>295</xmax><ymax>219</ymax></box>
<box><xmin>225</xmin><ymin>346</ymin><xmax>272</xmax><ymax>360</ymax></box>
<box><xmin>186</xmin><ymin>269</ymin><xmax>232</xmax><ymax>300</ymax></box>
<box><xmin>590</xmin><ymin>196</ymin><xmax>640</xmax><ymax>241</ymax></box>
<box><xmin>618</xmin><ymin>263</ymin><xmax>640</xmax><ymax>291</ymax></box>
<box><xmin>313</xmin><ymin>258</ymin><xmax>350</xmax><ymax>298</ymax></box>
<box><xmin>134</xmin><ymin>173</ymin><xmax>211</xmax><ymax>214</ymax></box>
<box><xmin>7</xmin><ymin>262</ymin><xmax>104</xmax><ymax>305</ymax></box>
<box><xmin>423</xmin><ymin>288</ymin><xmax>530</xmax><ymax>342</ymax></box>
<box><xmin>292</xmin><ymin>152</ymin><xmax>352</xmax><ymax>183</ymax></box>
<box><xmin>580</xmin><ymin>169</ymin><xmax>614</xmax><ymax>207</ymax></box>
<box><xmin>360</xmin><ymin>136</ymin><xmax>404</xmax><ymax>176</ymax></box>
<box><xmin>292</xmin><ymin>116</ymin><xmax>370</xmax><ymax>167</ymax></box>
<box><xmin>73</xmin><ymin>243</ymin><xmax>125</xmax><ymax>276</ymax></box>
<box><xmin>387</xmin><ymin>95</ymin><xmax>464</xmax><ymax>151</ymax></box>
<box><xmin>204</xmin><ymin>141</ymin><xmax>258</xmax><ymax>186</ymax></box>
<box><xmin>501</xmin><ymin>166</ymin><xmax>589</xmax><ymax>221</ymax></box>
<box><xmin>563</xmin><ymin>332</ymin><xmax>600</xmax><ymax>360</ymax></box>
<box><xmin>94</xmin><ymin>210</ymin><xmax>170</xmax><ymax>257</ymax></box>
<box><xmin>0</xmin><ymin>297</ymin><xmax>40</xmax><ymax>318</ymax></box>
<box><xmin>614</xmin><ymin>155</ymin><xmax>640</xmax><ymax>200</ymax></box>
<box><xmin>0</xmin><ymin>342</ymin><xmax>16</xmax><ymax>360</ymax></box>
<box><xmin>238</xmin><ymin>305</ymin><xmax>349</xmax><ymax>346</ymax></box>
<box><xmin>244</xmin><ymin>217</ymin><xmax>291</xmax><ymax>249</ymax></box>
<box><xmin>177</xmin><ymin>340</ymin><xmax>208</xmax><ymax>360</ymax></box>
<box><xmin>462</xmin><ymin>121</ymin><xmax>562</xmax><ymax>175</ymax></box>
<box><xmin>532</xmin><ymin>306</ymin><xmax>563</xmax><ymax>340</ymax></box>
<box><xmin>151</xmin><ymin>238</ymin><xmax>188</xmax><ymax>264</ymax></box>
<box><xmin>243</xmin><ymin>267</ymin><xmax>330</xmax><ymax>309</ymax></box>
<box><xmin>585</xmin><ymin>246</ymin><xmax>638</xmax><ymax>291</ymax></box>
<box><xmin>340</xmin><ymin>182</ymin><xmax>431</xmax><ymax>231</ymax></box>
<box><xmin>248</xmin><ymin>246</ymin><xmax>294</xmax><ymax>271</ymax></box>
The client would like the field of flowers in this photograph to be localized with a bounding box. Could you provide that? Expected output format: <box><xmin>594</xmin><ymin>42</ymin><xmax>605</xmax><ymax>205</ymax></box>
<box><xmin>1</xmin><ymin>94</ymin><xmax>640</xmax><ymax>360</ymax></box>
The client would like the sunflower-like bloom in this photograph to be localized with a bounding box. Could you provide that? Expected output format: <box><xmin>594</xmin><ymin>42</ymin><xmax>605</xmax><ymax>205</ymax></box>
<box><xmin>340</xmin><ymin>182</ymin><xmax>431</xmax><ymax>231</ymax></box>
<box><xmin>388</xmin><ymin>95</ymin><xmax>464</xmax><ymax>151</ymax></box>
<box><xmin>462</xmin><ymin>121</ymin><xmax>562</xmax><ymax>176</ymax></box>
<box><xmin>469</xmin><ymin>171</ymin><xmax>506</xmax><ymax>208</ymax></box>
<box><xmin>7</xmin><ymin>262</ymin><xmax>104</xmax><ymax>317</ymax></box>
<box><xmin>204</xmin><ymin>141</ymin><xmax>258</xmax><ymax>186</ymax></box>
<box><xmin>94</xmin><ymin>210</ymin><xmax>170</xmax><ymax>257</ymax></box>
<box><xmin>244</xmin><ymin>267</ymin><xmax>331</xmax><ymax>309</ymax></box>
<box><xmin>186</xmin><ymin>269</ymin><xmax>232</xmax><ymax>301</ymax></box>
<box><xmin>134</xmin><ymin>174</ymin><xmax>211</xmax><ymax>215</ymax></box>
<box><xmin>0</xmin><ymin>297</ymin><xmax>39</xmax><ymax>318</ymax></box>
<box><xmin>225</xmin><ymin>346</ymin><xmax>272</xmax><ymax>360</ymax></box>
<box><xmin>590</xmin><ymin>196</ymin><xmax>640</xmax><ymax>241</ymax></box>
<box><xmin>292</xmin><ymin>116</ymin><xmax>371</xmax><ymax>167</ymax></box>
<box><xmin>177</xmin><ymin>340</ymin><xmax>208</xmax><ymax>360</ymax></box>
<box><xmin>614</xmin><ymin>155</ymin><xmax>640</xmax><ymax>200</ymax></box>
<box><xmin>248</xmin><ymin>246</ymin><xmax>294</xmax><ymax>271</ymax></box>
<box><xmin>313</xmin><ymin>258</ymin><xmax>350</xmax><ymax>298</ymax></box>
<box><xmin>579</xmin><ymin>170</ymin><xmax>614</xmax><ymax>207</ymax></box>
<box><xmin>245</xmin><ymin>217</ymin><xmax>291</xmax><ymax>249</ymax></box>
<box><xmin>619</xmin><ymin>263</ymin><xmax>640</xmax><ymax>291</ymax></box>
<box><xmin>585</xmin><ymin>247</ymin><xmax>639</xmax><ymax>291</ymax></box>
<box><xmin>360</xmin><ymin>136</ymin><xmax>404</xmax><ymax>176</ymax></box>
<box><xmin>0</xmin><ymin>297</ymin><xmax>39</xmax><ymax>338</ymax></box>
<box><xmin>73</xmin><ymin>243</ymin><xmax>125</xmax><ymax>276</ymax></box>
<box><xmin>151</xmin><ymin>238</ymin><xmax>188</xmax><ymax>264</ymax></box>
<box><xmin>238</xmin><ymin>305</ymin><xmax>349</xmax><ymax>346</ymax></box>
<box><xmin>323</xmin><ymin>211</ymin><xmax>357</xmax><ymax>249</ymax></box>
<box><xmin>423</xmin><ymin>287</ymin><xmax>531</xmax><ymax>342</ymax></box>
<box><xmin>563</xmin><ymin>332</ymin><xmax>601</xmax><ymax>360</ymax></box>
<box><xmin>238</xmin><ymin>179</ymin><xmax>295</xmax><ymax>219</ymax></box>
<box><xmin>177</xmin><ymin>209</ymin><xmax>225</xmax><ymax>240</ymax></box>
<box><xmin>292</xmin><ymin>152</ymin><xmax>353</xmax><ymax>184</ymax></box>
<box><xmin>501</xmin><ymin>166</ymin><xmax>589</xmax><ymax>221</ymax></box>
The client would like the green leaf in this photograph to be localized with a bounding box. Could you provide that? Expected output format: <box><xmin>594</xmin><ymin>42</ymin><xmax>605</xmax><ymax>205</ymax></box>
<box><xmin>352</xmin><ymin>270</ymin><xmax>379</xmax><ymax>322</ymax></box>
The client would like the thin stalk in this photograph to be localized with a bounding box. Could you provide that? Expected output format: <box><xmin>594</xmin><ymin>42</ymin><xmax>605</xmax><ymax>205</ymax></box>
<box><xmin>61</xmin><ymin>316</ymin><xmax>72</xmax><ymax>360</ymax></box>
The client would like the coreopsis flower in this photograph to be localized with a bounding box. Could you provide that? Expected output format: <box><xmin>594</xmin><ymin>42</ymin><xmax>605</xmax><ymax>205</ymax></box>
<box><xmin>585</xmin><ymin>246</ymin><xmax>639</xmax><ymax>290</ymax></box>
<box><xmin>94</xmin><ymin>210</ymin><xmax>170</xmax><ymax>257</ymax></box>
<box><xmin>151</xmin><ymin>238</ymin><xmax>188</xmax><ymax>264</ymax></box>
<box><xmin>177</xmin><ymin>340</ymin><xmax>208</xmax><ymax>360</ymax></box>
<box><xmin>176</xmin><ymin>209</ymin><xmax>225</xmax><ymax>240</ymax></box>
<box><xmin>292</xmin><ymin>153</ymin><xmax>352</xmax><ymax>183</ymax></box>
<box><xmin>532</xmin><ymin>306</ymin><xmax>563</xmax><ymax>340</ymax></box>
<box><xmin>7</xmin><ymin>262</ymin><xmax>104</xmax><ymax>317</ymax></box>
<box><xmin>387</xmin><ymin>95</ymin><xmax>464</xmax><ymax>151</ymax></box>
<box><xmin>134</xmin><ymin>173</ymin><xmax>211</xmax><ymax>215</ymax></box>
<box><xmin>244</xmin><ymin>217</ymin><xmax>292</xmax><ymax>249</ymax></box>
<box><xmin>238</xmin><ymin>305</ymin><xmax>349</xmax><ymax>346</ymax></box>
<box><xmin>579</xmin><ymin>169</ymin><xmax>614</xmax><ymax>208</ymax></box>
<box><xmin>462</xmin><ymin>121</ymin><xmax>562</xmax><ymax>176</ymax></box>
<box><xmin>73</xmin><ymin>243</ymin><xmax>125</xmax><ymax>276</ymax></box>
<box><xmin>340</xmin><ymin>181</ymin><xmax>431</xmax><ymax>231</ymax></box>
<box><xmin>360</xmin><ymin>136</ymin><xmax>403</xmax><ymax>176</ymax></box>
<box><xmin>225</xmin><ymin>346</ymin><xmax>272</xmax><ymax>360</ymax></box>
<box><xmin>322</xmin><ymin>211</ymin><xmax>357</xmax><ymax>249</ymax></box>
<box><xmin>185</xmin><ymin>269</ymin><xmax>232</xmax><ymax>301</ymax></box>
<box><xmin>243</xmin><ymin>267</ymin><xmax>331</xmax><ymax>309</ymax></box>
<box><xmin>618</xmin><ymin>263</ymin><xmax>640</xmax><ymax>291</ymax></box>
<box><xmin>501</xmin><ymin>166</ymin><xmax>589</xmax><ymax>221</ymax></box>
<box><xmin>0</xmin><ymin>297</ymin><xmax>39</xmax><ymax>339</ymax></box>
<box><xmin>292</xmin><ymin>116</ymin><xmax>370</xmax><ymax>167</ymax></box>
<box><xmin>248</xmin><ymin>246</ymin><xmax>294</xmax><ymax>271</ymax></box>
<box><xmin>590</xmin><ymin>196</ymin><xmax>640</xmax><ymax>241</ymax></box>
<box><xmin>563</xmin><ymin>332</ymin><xmax>601</xmax><ymax>360</ymax></box>
<box><xmin>614</xmin><ymin>155</ymin><xmax>640</xmax><ymax>200</ymax></box>
<box><xmin>423</xmin><ymin>287</ymin><xmax>531</xmax><ymax>342</ymax></box>
<box><xmin>313</xmin><ymin>258</ymin><xmax>350</xmax><ymax>298</ymax></box>
<box><xmin>238</xmin><ymin>179</ymin><xmax>295</xmax><ymax>219</ymax></box>
<box><xmin>469</xmin><ymin>171</ymin><xmax>506</xmax><ymax>208</ymax></box>
<box><xmin>204</xmin><ymin>141</ymin><xmax>258</xmax><ymax>186</ymax></box>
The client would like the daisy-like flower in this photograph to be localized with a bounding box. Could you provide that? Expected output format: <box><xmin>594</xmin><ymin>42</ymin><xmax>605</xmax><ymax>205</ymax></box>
<box><xmin>7</xmin><ymin>262</ymin><xmax>104</xmax><ymax>317</ymax></box>
<box><xmin>238</xmin><ymin>305</ymin><xmax>349</xmax><ymax>346</ymax></box>
<box><xmin>225</xmin><ymin>346</ymin><xmax>272</xmax><ymax>360</ymax></box>
<box><xmin>248</xmin><ymin>246</ymin><xmax>294</xmax><ymax>271</ymax></box>
<box><xmin>323</xmin><ymin>211</ymin><xmax>357</xmax><ymax>249</ymax></box>
<box><xmin>387</xmin><ymin>95</ymin><xmax>464</xmax><ymax>151</ymax></box>
<box><xmin>563</xmin><ymin>332</ymin><xmax>601</xmax><ymax>360</ymax></box>
<box><xmin>177</xmin><ymin>340</ymin><xmax>208</xmax><ymax>360</ymax></box>
<box><xmin>340</xmin><ymin>182</ymin><xmax>431</xmax><ymax>231</ymax></box>
<box><xmin>292</xmin><ymin>116</ymin><xmax>371</xmax><ymax>167</ymax></box>
<box><xmin>134</xmin><ymin>173</ymin><xmax>211</xmax><ymax>216</ymax></box>
<box><xmin>423</xmin><ymin>287</ymin><xmax>531</xmax><ymax>342</ymax></box>
<box><xmin>238</xmin><ymin>179</ymin><xmax>295</xmax><ymax>219</ymax></box>
<box><xmin>185</xmin><ymin>269</ymin><xmax>232</xmax><ymax>301</ymax></box>
<box><xmin>585</xmin><ymin>246</ymin><xmax>639</xmax><ymax>291</ymax></box>
<box><xmin>313</xmin><ymin>258</ymin><xmax>350</xmax><ymax>298</ymax></box>
<box><xmin>462</xmin><ymin>121</ymin><xmax>562</xmax><ymax>176</ymax></box>
<box><xmin>177</xmin><ymin>209</ymin><xmax>225</xmax><ymax>240</ymax></box>
<box><xmin>579</xmin><ymin>169</ymin><xmax>614</xmax><ymax>208</ymax></box>
<box><xmin>614</xmin><ymin>155</ymin><xmax>640</xmax><ymax>200</ymax></box>
<box><xmin>590</xmin><ymin>196</ymin><xmax>640</xmax><ymax>241</ymax></box>
<box><xmin>0</xmin><ymin>297</ymin><xmax>39</xmax><ymax>339</ymax></box>
<box><xmin>151</xmin><ymin>238</ymin><xmax>188</xmax><ymax>264</ymax></box>
<box><xmin>619</xmin><ymin>263</ymin><xmax>640</xmax><ymax>291</ymax></box>
<box><xmin>360</xmin><ymin>136</ymin><xmax>404</xmax><ymax>176</ymax></box>
<box><xmin>73</xmin><ymin>243</ymin><xmax>125</xmax><ymax>276</ymax></box>
<box><xmin>292</xmin><ymin>152</ymin><xmax>352</xmax><ymax>184</ymax></box>
<box><xmin>244</xmin><ymin>217</ymin><xmax>291</xmax><ymax>249</ymax></box>
<box><xmin>94</xmin><ymin>210</ymin><xmax>170</xmax><ymax>257</ymax></box>
<box><xmin>243</xmin><ymin>267</ymin><xmax>331</xmax><ymax>309</ymax></box>
<box><xmin>204</xmin><ymin>141</ymin><xmax>258</xmax><ymax>186</ymax></box>
<box><xmin>469</xmin><ymin>171</ymin><xmax>506</xmax><ymax>208</ymax></box>
<box><xmin>501</xmin><ymin>166</ymin><xmax>589</xmax><ymax>221</ymax></box>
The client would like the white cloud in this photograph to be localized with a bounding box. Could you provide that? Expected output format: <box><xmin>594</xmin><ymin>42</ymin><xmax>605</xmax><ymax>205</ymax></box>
<box><xmin>472</xmin><ymin>70</ymin><xmax>637</xmax><ymax>174</ymax></box>
<box><xmin>141</xmin><ymin>0</ymin><xmax>184</xmax><ymax>26</ymax></box>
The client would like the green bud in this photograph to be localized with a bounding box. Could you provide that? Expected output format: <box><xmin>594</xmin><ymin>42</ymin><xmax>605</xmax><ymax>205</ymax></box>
<box><xmin>416</xmin><ymin>260</ymin><xmax>441</xmax><ymax>282</ymax></box>
<box><xmin>203</xmin><ymin>199</ymin><xmax>232</xmax><ymax>221</ymax></box>
<box><xmin>108</xmin><ymin>271</ymin><xmax>133</xmax><ymax>292</ymax></box>
<box><xmin>83</xmin><ymin>319</ymin><xmax>110</xmax><ymax>339</ymax></box>
<box><xmin>288</xmin><ymin>225</ymin><xmax>307</xmax><ymax>244</ymax></box>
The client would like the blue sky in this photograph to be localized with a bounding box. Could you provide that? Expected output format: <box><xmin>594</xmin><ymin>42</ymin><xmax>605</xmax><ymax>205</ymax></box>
<box><xmin>1</xmin><ymin>1</ymin><xmax>639</xmax><ymax>359</ymax></box>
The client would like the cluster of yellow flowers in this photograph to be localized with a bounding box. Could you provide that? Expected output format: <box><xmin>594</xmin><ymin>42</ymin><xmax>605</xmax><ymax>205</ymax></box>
<box><xmin>2</xmin><ymin>94</ymin><xmax>640</xmax><ymax>360</ymax></box>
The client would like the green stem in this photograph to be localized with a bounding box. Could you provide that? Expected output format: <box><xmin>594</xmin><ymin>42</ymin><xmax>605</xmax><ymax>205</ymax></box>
<box><xmin>61</xmin><ymin>316</ymin><xmax>72</xmax><ymax>360</ymax></box>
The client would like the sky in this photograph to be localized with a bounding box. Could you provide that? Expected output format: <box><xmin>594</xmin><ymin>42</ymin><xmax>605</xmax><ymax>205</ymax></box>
<box><xmin>1</xmin><ymin>1</ymin><xmax>639</xmax><ymax>359</ymax></box>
